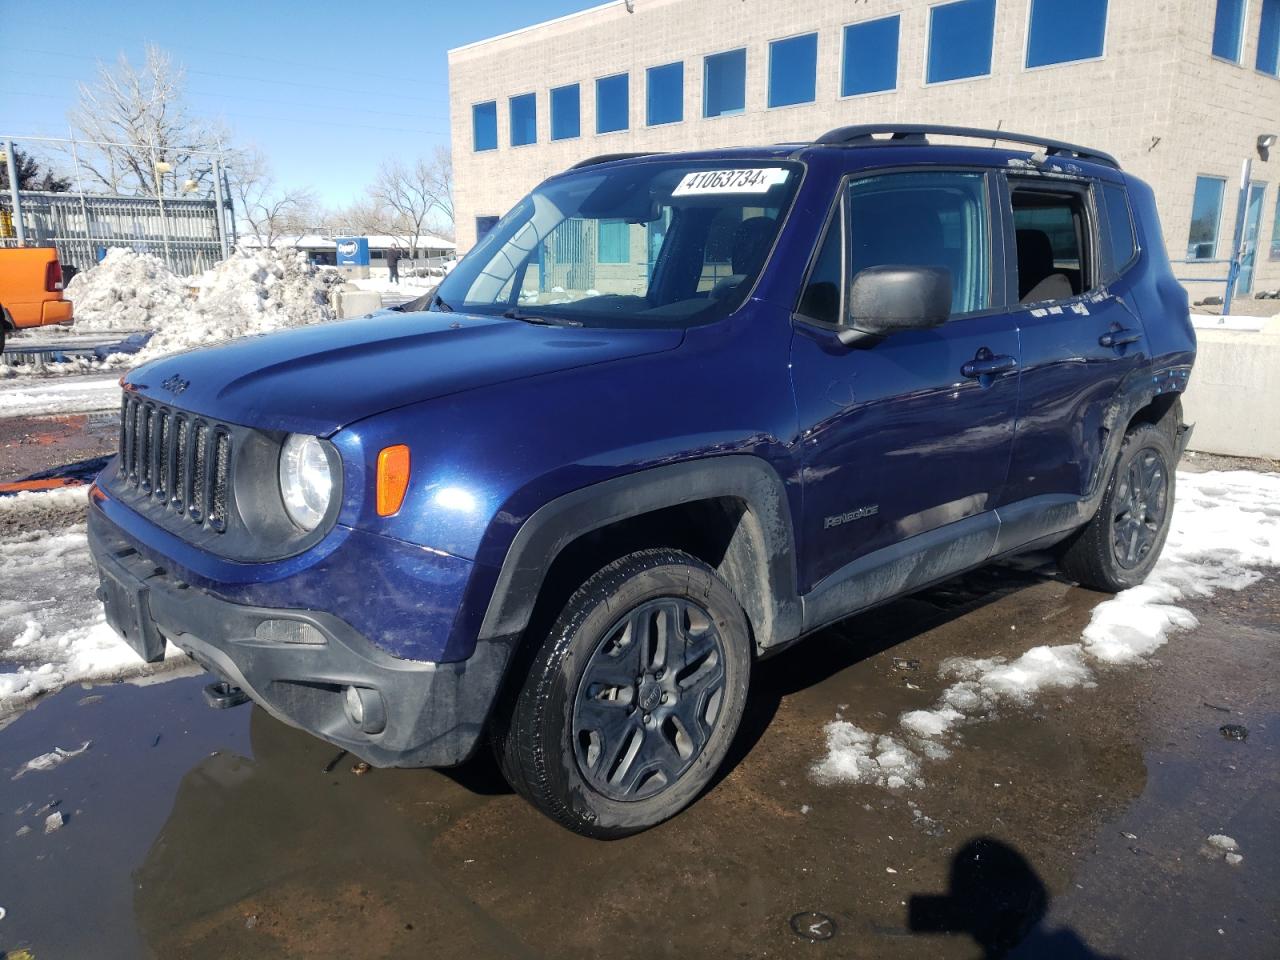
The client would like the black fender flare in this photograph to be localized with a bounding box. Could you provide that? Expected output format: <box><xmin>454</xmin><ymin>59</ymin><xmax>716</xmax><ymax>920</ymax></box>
<box><xmin>476</xmin><ymin>455</ymin><xmax>803</xmax><ymax>652</ymax></box>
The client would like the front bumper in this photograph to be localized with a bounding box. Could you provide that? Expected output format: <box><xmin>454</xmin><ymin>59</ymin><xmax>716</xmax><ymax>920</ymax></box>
<box><xmin>89</xmin><ymin>497</ymin><xmax>517</xmax><ymax>768</ymax></box>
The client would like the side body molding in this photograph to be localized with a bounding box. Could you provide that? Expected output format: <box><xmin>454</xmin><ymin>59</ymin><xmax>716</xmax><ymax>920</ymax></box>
<box><xmin>477</xmin><ymin>456</ymin><xmax>803</xmax><ymax>652</ymax></box>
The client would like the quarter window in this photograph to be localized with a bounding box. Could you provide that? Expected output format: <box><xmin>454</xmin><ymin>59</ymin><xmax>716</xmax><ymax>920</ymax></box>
<box><xmin>1101</xmin><ymin>184</ymin><xmax>1138</xmax><ymax>273</ymax></box>
<box><xmin>472</xmin><ymin>101</ymin><xmax>498</xmax><ymax>152</ymax></box>
<box><xmin>1026</xmin><ymin>0</ymin><xmax>1109</xmax><ymax>68</ymax></box>
<box><xmin>842</xmin><ymin>16</ymin><xmax>900</xmax><ymax>96</ymax></box>
<box><xmin>647</xmin><ymin>62</ymin><xmax>684</xmax><ymax>126</ymax></box>
<box><xmin>1212</xmin><ymin>0</ymin><xmax>1247</xmax><ymax>62</ymax></box>
<box><xmin>551</xmin><ymin>84</ymin><xmax>581</xmax><ymax>141</ymax></box>
<box><xmin>704</xmin><ymin>48</ymin><xmax>747</xmax><ymax>117</ymax></box>
<box><xmin>927</xmin><ymin>0</ymin><xmax>996</xmax><ymax>84</ymax></box>
<box><xmin>596</xmin><ymin>73</ymin><xmax>630</xmax><ymax>134</ymax></box>
<box><xmin>510</xmin><ymin>93</ymin><xmax>537</xmax><ymax>147</ymax></box>
<box><xmin>1259</xmin><ymin>0</ymin><xmax>1280</xmax><ymax>75</ymax></box>
<box><xmin>847</xmin><ymin>172</ymin><xmax>991</xmax><ymax>315</ymax></box>
<box><xmin>1187</xmin><ymin>176</ymin><xmax>1227</xmax><ymax>260</ymax></box>
<box><xmin>768</xmin><ymin>33</ymin><xmax>818</xmax><ymax>107</ymax></box>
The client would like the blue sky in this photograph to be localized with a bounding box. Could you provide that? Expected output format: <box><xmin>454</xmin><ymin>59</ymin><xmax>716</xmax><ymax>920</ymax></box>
<box><xmin>1</xmin><ymin>0</ymin><xmax>602</xmax><ymax>206</ymax></box>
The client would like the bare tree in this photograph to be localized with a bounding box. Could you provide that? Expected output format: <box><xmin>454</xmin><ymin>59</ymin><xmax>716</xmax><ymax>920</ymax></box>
<box><xmin>68</xmin><ymin>44</ymin><xmax>226</xmax><ymax>196</ymax></box>
<box><xmin>228</xmin><ymin>148</ymin><xmax>317</xmax><ymax>248</ymax></box>
<box><xmin>367</xmin><ymin>146</ymin><xmax>454</xmax><ymax>255</ymax></box>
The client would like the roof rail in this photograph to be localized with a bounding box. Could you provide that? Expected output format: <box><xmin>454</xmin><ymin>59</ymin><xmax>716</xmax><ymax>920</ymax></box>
<box><xmin>812</xmin><ymin>124</ymin><xmax>1120</xmax><ymax>170</ymax></box>
<box><xmin>570</xmin><ymin>151</ymin><xmax>665</xmax><ymax>169</ymax></box>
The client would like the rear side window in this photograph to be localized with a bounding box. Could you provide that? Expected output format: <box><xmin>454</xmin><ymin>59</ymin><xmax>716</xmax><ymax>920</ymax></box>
<box><xmin>1010</xmin><ymin>187</ymin><xmax>1093</xmax><ymax>303</ymax></box>
<box><xmin>1100</xmin><ymin>184</ymin><xmax>1137</xmax><ymax>273</ymax></box>
<box><xmin>847</xmin><ymin>172</ymin><xmax>991</xmax><ymax>315</ymax></box>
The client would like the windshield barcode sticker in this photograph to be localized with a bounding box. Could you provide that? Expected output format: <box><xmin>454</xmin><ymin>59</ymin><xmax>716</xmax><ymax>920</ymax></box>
<box><xmin>672</xmin><ymin>168</ymin><xmax>790</xmax><ymax>196</ymax></box>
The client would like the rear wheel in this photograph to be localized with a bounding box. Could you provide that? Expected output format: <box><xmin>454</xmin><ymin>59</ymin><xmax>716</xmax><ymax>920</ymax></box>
<box><xmin>1058</xmin><ymin>421</ymin><xmax>1176</xmax><ymax>592</ymax></box>
<box><xmin>493</xmin><ymin>548</ymin><xmax>751</xmax><ymax>838</ymax></box>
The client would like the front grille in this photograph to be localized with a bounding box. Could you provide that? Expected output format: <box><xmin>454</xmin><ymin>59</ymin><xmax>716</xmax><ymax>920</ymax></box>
<box><xmin>118</xmin><ymin>393</ymin><xmax>232</xmax><ymax>532</ymax></box>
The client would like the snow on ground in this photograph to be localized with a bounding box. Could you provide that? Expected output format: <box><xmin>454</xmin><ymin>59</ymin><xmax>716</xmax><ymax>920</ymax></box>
<box><xmin>811</xmin><ymin>469</ymin><xmax>1280</xmax><ymax>790</ymax></box>
<box><xmin>346</xmin><ymin>275</ymin><xmax>440</xmax><ymax>298</ymax></box>
<box><xmin>0</xmin><ymin>488</ymin><xmax>189</xmax><ymax>717</ymax></box>
<box><xmin>0</xmin><ymin>374</ymin><xmax>121</xmax><ymax>417</ymax></box>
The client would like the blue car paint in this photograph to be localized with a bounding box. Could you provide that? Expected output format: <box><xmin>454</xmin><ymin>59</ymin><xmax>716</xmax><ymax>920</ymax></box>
<box><xmin>97</xmin><ymin>141</ymin><xmax>1195</xmax><ymax>673</ymax></box>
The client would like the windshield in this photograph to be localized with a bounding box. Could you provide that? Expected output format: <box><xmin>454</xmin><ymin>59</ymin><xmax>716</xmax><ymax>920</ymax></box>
<box><xmin>435</xmin><ymin>159</ymin><xmax>802</xmax><ymax>329</ymax></box>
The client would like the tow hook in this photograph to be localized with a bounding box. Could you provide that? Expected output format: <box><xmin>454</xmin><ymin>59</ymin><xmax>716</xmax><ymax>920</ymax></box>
<box><xmin>203</xmin><ymin>680</ymin><xmax>250</xmax><ymax>709</ymax></box>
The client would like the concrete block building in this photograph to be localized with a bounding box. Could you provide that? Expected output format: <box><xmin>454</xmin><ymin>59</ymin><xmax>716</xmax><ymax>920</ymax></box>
<box><xmin>448</xmin><ymin>0</ymin><xmax>1280</xmax><ymax>300</ymax></box>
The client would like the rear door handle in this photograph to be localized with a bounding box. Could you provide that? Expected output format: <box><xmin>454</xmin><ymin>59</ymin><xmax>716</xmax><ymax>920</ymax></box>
<box><xmin>1099</xmin><ymin>328</ymin><xmax>1142</xmax><ymax>348</ymax></box>
<box><xmin>962</xmin><ymin>353</ymin><xmax>1018</xmax><ymax>379</ymax></box>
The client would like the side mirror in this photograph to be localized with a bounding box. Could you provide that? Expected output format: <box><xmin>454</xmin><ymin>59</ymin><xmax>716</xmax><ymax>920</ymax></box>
<box><xmin>838</xmin><ymin>265</ymin><xmax>953</xmax><ymax>347</ymax></box>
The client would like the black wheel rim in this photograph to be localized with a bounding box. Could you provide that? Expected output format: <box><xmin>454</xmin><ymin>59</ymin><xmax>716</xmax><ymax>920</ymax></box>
<box><xmin>571</xmin><ymin>597</ymin><xmax>728</xmax><ymax>802</ymax></box>
<box><xmin>1111</xmin><ymin>446</ymin><xmax>1169</xmax><ymax>570</ymax></box>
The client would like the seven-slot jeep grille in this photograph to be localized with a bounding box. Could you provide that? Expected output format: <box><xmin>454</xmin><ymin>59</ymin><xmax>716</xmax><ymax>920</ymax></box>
<box><xmin>118</xmin><ymin>393</ymin><xmax>232</xmax><ymax>532</ymax></box>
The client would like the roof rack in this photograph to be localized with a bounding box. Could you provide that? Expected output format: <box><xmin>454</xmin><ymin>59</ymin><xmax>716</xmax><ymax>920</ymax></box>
<box><xmin>570</xmin><ymin>151</ymin><xmax>665</xmax><ymax>169</ymax></box>
<box><xmin>812</xmin><ymin>124</ymin><xmax>1120</xmax><ymax>170</ymax></box>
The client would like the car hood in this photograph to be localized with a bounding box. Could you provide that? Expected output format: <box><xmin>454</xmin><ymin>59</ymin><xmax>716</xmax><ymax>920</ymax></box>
<box><xmin>126</xmin><ymin>311</ymin><xmax>684</xmax><ymax>436</ymax></box>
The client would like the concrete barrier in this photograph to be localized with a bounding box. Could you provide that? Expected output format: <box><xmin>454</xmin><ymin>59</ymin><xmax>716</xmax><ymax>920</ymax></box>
<box><xmin>332</xmin><ymin>287</ymin><xmax>384</xmax><ymax>319</ymax></box>
<box><xmin>1182</xmin><ymin>315</ymin><xmax>1280</xmax><ymax>460</ymax></box>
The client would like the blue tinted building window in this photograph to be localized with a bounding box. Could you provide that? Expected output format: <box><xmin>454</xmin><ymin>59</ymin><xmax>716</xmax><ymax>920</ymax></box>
<box><xmin>509</xmin><ymin>93</ymin><xmax>536</xmax><ymax>146</ymax></box>
<box><xmin>550</xmin><ymin>84</ymin><xmax>580</xmax><ymax>141</ymax></box>
<box><xmin>472</xmin><ymin>101</ymin><xmax>497</xmax><ymax>152</ymax></box>
<box><xmin>598</xmin><ymin>220</ymin><xmax>630</xmax><ymax>264</ymax></box>
<box><xmin>768</xmin><ymin>33</ymin><xmax>818</xmax><ymax>107</ymax></box>
<box><xmin>704</xmin><ymin>48</ymin><xmax>746</xmax><ymax>117</ymax></box>
<box><xmin>927</xmin><ymin>0</ymin><xmax>996</xmax><ymax>83</ymax></box>
<box><xmin>1187</xmin><ymin>176</ymin><xmax>1227</xmax><ymax>260</ymax></box>
<box><xmin>596</xmin><ymin>73</ymin><xmax>629</xmax><ymax>134</ymax></box>
<box><xmin>1212</xmin><ymin>0</ymin><xmax>1247</xmax><ymax>62</ymax></box>
<box><xmin>476</xmin><ymin>215</ymin><xmax>500</xmax><ymax>242</ymax></box>
<box><xmin>1027</xmin><ymin>0</ymin><xmax>1108</xmax><ymax>67</ymax></box>
<box><xmin>646</xmin><ymin>62</ymin><xmax>684</xmax><ymax>126</ymax></box>
<box><xmin>842</xmin><ymin>16</ymin><xmax>900</xmax><ymax>96</ymax></box>
<box><xmin>1259</xmin><ymin>0</ymin><xmax>1280</xmax><ymax>75</ymax></box>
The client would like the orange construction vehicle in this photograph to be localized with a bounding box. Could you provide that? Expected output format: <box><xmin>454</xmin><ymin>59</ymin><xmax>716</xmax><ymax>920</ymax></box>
<box><xmin>0</xmin><ymin>246</ymin><xmax>75</xmax><ymax>352</ymax></box>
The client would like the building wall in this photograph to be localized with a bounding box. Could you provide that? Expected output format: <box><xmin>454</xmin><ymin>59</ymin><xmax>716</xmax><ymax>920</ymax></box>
<box><xmin>449</xmin><ymin>0</ymin><xmax>1280</xmax><ymax>296</ymax></box>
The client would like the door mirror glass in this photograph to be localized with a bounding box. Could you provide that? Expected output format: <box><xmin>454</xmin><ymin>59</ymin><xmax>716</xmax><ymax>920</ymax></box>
<box><xmin>840</xmin><ymin>265</ymin><xmax>951</xmax><ymax>345</ymax></box>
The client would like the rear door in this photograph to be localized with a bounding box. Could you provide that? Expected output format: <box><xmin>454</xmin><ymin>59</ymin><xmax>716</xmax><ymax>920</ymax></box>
<box><xmin>789</xmin><ymin>169</ymin><xmax>1020</xmax><ymax>603</ymax></box>
<box><xmin>994</xmin><ymin>174</ymin><xmax>1149</xmax><ymax>547</ymax></box>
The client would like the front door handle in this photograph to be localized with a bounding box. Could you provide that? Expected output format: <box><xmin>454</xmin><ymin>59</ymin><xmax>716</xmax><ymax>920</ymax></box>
<box><xmin>1099</xmin><ymin>328</ymin><xmax>1142</xmax><ymax>348</ymax></box>
<box><xmin>962</xmin><ymin>351</ymin><xmax>1018</xmax><ymax>379</ymax></box>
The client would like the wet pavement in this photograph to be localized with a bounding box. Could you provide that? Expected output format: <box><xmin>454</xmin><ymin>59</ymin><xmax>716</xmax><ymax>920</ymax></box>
<box><xmin>1</xmin><ymin>564</ymin><xmax>1275</xmax><ymax>959</ymax></box>
<box><xmin>0</xmin><ymin>411</ymin><xmax>118</xmax><ymax>484</ymax></box>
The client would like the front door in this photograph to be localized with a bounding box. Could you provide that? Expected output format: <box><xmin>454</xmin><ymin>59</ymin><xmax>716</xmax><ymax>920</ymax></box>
<box><xmin>789</xmin><ymin>170</ymin><xmax>1019</xmax><ymax>598</ymax></box>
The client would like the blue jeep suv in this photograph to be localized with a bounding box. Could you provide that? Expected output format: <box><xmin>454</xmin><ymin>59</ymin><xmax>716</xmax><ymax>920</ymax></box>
<box><xmin>90</xmin><ymin>125</ymin><xmax>1195</xmax><ymax>837</ymax></box>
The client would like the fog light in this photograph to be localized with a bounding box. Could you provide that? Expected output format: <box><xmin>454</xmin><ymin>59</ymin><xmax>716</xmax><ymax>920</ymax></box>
<box><xmin>255</xmin><ymin>619</ymin><xmax>326</xmax><ymax>645</ymax></box>
<box><xmin>343</xmin><ymin>685</ymin><xmax>386</xmax><ymax>735</ymax></box>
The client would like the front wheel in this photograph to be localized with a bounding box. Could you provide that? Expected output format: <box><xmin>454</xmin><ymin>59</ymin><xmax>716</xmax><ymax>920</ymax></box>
<box><xmin>493</xmin><ymin>549</ymin><xmax>752</xmax><ymax>838</ymax></box>
<box><xmin>1058</xmin><ymin>421</ymin><xmax>1176</xmax><ymax>592</ymax></box>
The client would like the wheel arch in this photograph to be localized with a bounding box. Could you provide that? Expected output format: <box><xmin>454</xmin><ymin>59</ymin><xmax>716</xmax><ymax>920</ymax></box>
<box><xmin>477</xmin><ymin>456</ymin><xmax>802</xmax><ymax>654</ymax></box>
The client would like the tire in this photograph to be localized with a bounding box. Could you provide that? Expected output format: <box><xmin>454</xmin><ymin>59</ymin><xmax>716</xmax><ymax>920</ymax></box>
<box><xmin>492</xmin><ymin>548</ymin><xmax>752</xmax><ymax>839</ymax></box>
<box><xmin>1058</xmin><ymin>421</ymin><xmax>1176</xmax><ymax>592</ymax></box>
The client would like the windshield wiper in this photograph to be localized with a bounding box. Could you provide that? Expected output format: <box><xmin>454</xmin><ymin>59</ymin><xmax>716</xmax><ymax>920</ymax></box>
<box><xmin>501</xmin><ymin>308</ymin><xmax>582</xmax><ymax>327</ymax></box>
<box><xmin>431</xmin><ymin>293</ymin><xmax>454</xmax><ymax>313</ymax></box>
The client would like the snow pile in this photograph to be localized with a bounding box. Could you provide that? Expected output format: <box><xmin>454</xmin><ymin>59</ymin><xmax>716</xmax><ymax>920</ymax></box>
<box><xmin>812</xmin><ymin>469</ymin><xmax>1280</xmax><ymax>789</ymax></box>
<box><xmin>0</xmin><ymin>488</ymin><xmax>188</xmax><ymax>715</ymax></box>
<box><xmin>133</xmin><ymin>249</ymin><xmax>339</xmax><ymax>362</ymax></box>
<box><xmin>64</xmin><ymin>249</ymin><xmax>189</xmax><ymax>331</ymax></box>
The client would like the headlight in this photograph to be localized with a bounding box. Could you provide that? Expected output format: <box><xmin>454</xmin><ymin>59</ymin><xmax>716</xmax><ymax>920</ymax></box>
<box><xmin>279</xmin><ymin>433</ymin><xmax>333</xmax><ymax>531</ymax></box>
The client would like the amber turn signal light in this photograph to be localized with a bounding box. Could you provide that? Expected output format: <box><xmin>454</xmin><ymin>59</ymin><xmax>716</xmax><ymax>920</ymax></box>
<box><xmin>376</xmin><ymin>444</ymin><xmax>411</xmax><ymax>516</ymax></box>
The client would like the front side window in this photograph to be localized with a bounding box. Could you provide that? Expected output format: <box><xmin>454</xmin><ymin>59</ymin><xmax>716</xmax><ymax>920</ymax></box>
<box><xmin>842</xmin><ymin>16</ymin><xmax>900</xmax><ymax>96</ymax></box>
<box><xmin>1212</xmin><ymin>0</ymin><xmax>1247</xmax><ymax>62</ymax></box>
<box><xmin>472</xmin><ymin>101</ymin><xmax>498</xmax><ymax>152</ymax></box>
<box><xmin>551</xmin><ymin>84</ymin><xmax>580</xmax><ymax>141</ymax></box>
<box><xmin>1187</xmin><ymin>176</ymin><xmax>1227</xmax><ymax>260</ymax></box>
<box><xmin>927</xmin><ymin>0</ymin><xmax>996</xmax><ymax>84</ymax></box>
<box><xmin>704</xmin><ymin>48</ymin><xmax>746</xmax><ymax>117</ymax></box>
<box><xmin>847</xmin><ymin>172</ymin><xmax>991</xmax><ymax>315</ymax></box>
<box><xmin>647</xmin><ymin>61</ymin><xmax>684</xmax><ymax>126</ymax></box>
<box><xmin>1027</xmin><ymin>0</ymin><xmax>1109</xmax><ymax>68</ymax></box>
<box><xmin>510</xmin><ymin>93</ymin><xmax>537</xmax><ymax>147</ymax></box>
<box><xmin>596</xmin><ymin>73</ymin><xmax>629</xmax><ymax>134</ymax></box>
<box><xmin>1259</xmin><ymin>0</ymin><xmax>1280</xmax><ymax>75</ymax></box>
<box><xmin>1011</xmin><ymin>188</ymin><xmax>1092</xmax><ymax>303</ymax></box>
<box><xmin>435</xmin><ymin>161</ymin><xmax>801</xmax><ymax>330</ymax></box>
<box><xmin>768</xmin><ymin>33</ymin><xmax>818</xmax><ymax>107</ymax></box>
